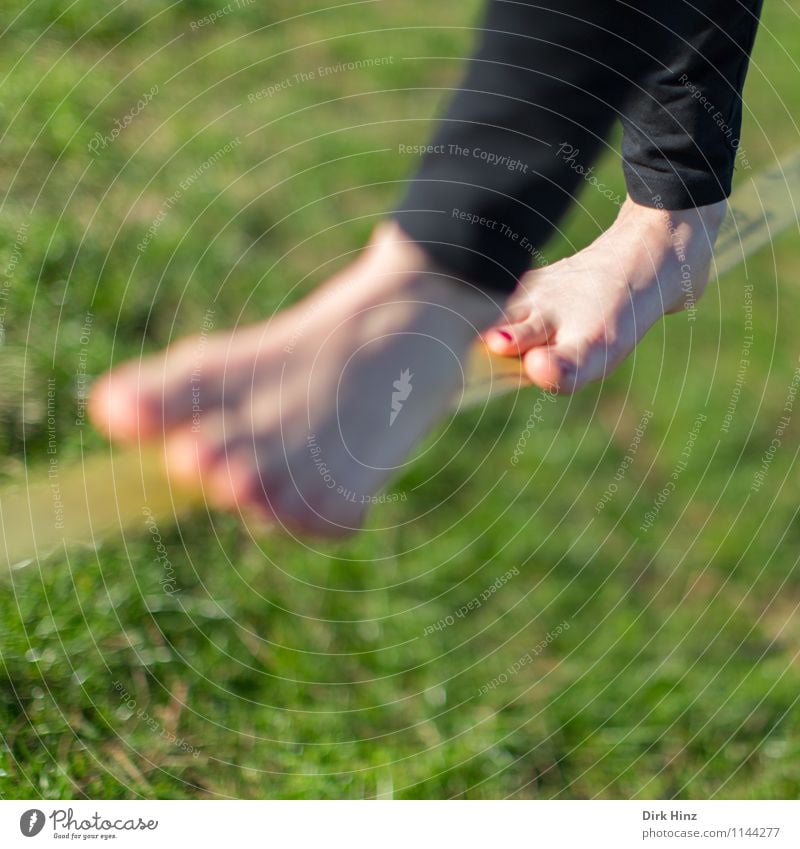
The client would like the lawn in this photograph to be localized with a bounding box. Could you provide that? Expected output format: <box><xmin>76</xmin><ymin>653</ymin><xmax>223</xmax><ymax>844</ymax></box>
<box><xmin>1</xmin><ymin>0</ymin><xmax>799</xmax><ymax>799</ymax></box>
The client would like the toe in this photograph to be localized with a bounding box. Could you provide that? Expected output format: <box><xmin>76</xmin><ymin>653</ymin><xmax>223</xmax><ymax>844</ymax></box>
<box><xmin>485</xmin><ymin>310</ymin><xmax>551</xmax><ymax>356</ymax></box>
<box><xmin>522</xmin><ymin>345</ymin><xmax>579</xmax><ymax>393</ymax></box>
<box><xmin>90</xmin><ymin>336</ymin><xmax>227</xmax><ymax>442</ymax></box>
<box><xmin>89</xmin><ymin>366</ymin><xmax>165</xmax><ymax>441</ymax></box>
<box><xmin>523</xmin><ymin>329</ymin><xmax>626</xmax><ymax>394</ymax></box>
<box><xmin>163</xmin><ymin>422</ymin><xmax>227</xmax><ymax>490</ymax></box>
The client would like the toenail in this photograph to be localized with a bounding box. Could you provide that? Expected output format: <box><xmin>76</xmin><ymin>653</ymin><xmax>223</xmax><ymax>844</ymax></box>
<box><xmin>496</xmin><ymin>329</ymin><xmax>513</xmax><ymax>342</ymax></box>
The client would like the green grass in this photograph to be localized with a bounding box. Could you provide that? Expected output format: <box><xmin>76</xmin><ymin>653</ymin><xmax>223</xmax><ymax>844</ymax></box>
<box><xmin>2</xmin><ymin>0</ymin><xmax>800</xmax><ymax>799</ymax></box>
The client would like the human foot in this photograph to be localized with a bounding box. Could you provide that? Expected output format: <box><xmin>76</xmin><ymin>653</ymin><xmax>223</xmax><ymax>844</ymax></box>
<box><xmin>89</xmin><ymin>223</ymin><xmax>502</xmax><ymax>537</ymax></box>
<box><xmin>484</xmin><ymin>197</ymin><xmax>727</xmax><ymax>392</ymax></box>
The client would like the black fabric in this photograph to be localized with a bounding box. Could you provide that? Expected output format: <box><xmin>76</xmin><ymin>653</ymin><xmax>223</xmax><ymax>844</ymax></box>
<box><xmin>393</xmin><ymin>0</ymin><xmax>763</xmax><ymax>294</ymax></box>
<box><xmin>620</xmin><ymin>0</ymin><xmax>763</xmax><ymax>209</ymax></box>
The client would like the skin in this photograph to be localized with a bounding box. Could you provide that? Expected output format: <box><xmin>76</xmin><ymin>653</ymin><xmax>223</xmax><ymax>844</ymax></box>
<box><xmin>483</xmin><ymin>196</ymin><xmax>728</xmax><ymax>391</ymax></box>
<box><xmin>89</xmin><ymin>222</ymin><xmax>503</xmax><ymax>538</ymax></box>
<box><xmin>90</xmin><ymin>197</ymin><xmax>726</xmax><ymax>537</ymax></box>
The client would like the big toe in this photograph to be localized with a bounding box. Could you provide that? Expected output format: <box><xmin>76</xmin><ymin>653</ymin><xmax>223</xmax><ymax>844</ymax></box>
<box><xmin>523</xmin><ymin>332</ymin><xmax>624</xmax><ymax>394</ymax></box>
<box><xmin>89</xmin><ymin>335</ymin><xmax>223</xmax><ymax>441</ymax></box>
<box><xmin>89</xmin><ymin>365</ymin><xmax>164</xmax><ymax>441</ymax></box>
<box><xmin>522</xmin><ymin>344</ymin><xmax>580</xmax><ymax>393</ymax></box>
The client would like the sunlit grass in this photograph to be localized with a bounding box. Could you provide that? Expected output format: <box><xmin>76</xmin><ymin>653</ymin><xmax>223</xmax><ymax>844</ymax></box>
<box><xmin>1</xmin><ymin>0</ymin><xmax>799</xmax><ymax>799</ymax></box>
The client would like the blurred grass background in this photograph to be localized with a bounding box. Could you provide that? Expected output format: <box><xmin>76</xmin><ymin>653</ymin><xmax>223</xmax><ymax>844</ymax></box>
<box><xmin>1</xmin><ymin>0</ymin><xmax>800</xmax><ymax>799</ymax></box>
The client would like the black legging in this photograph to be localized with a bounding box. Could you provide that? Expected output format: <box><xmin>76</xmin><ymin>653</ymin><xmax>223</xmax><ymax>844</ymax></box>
<box><xmin>393</xmin><ymin>0</ymin><xmax>763</xmax><ymax>294</ymax></box>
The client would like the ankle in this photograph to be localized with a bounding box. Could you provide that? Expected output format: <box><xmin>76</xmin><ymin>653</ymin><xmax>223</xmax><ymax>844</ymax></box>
<box><xmin>617</xmin><ymin>196</ymin><xmax>725</xmax><ymax>269</ymax></box>
<box><xmin>621</xmin><ymin>195</ymin><xmax>726</xmax><ymax>240</ymax></box>
<box><xmin>353</xmin><ymin>221</ymin><xmax>505</xmax><ymax>332</ymax></box>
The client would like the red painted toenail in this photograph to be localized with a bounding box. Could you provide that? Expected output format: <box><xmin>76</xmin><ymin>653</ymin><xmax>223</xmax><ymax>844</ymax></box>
<box><xmin>497</xmin><ymin>330</ymin><xmax>513</xmax><ymax>342</ymax></box>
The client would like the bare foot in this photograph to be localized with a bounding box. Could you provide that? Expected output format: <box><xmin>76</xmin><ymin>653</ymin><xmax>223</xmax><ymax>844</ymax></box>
<box><xmin>89</xmin><ymin>223</ymin><xmax>501</xmax><ymax>537</ymax></box>
<box><xmin>484</xmin><ymin>197</ymin><xmax>727</xmax><ymax>392</ymax></box>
